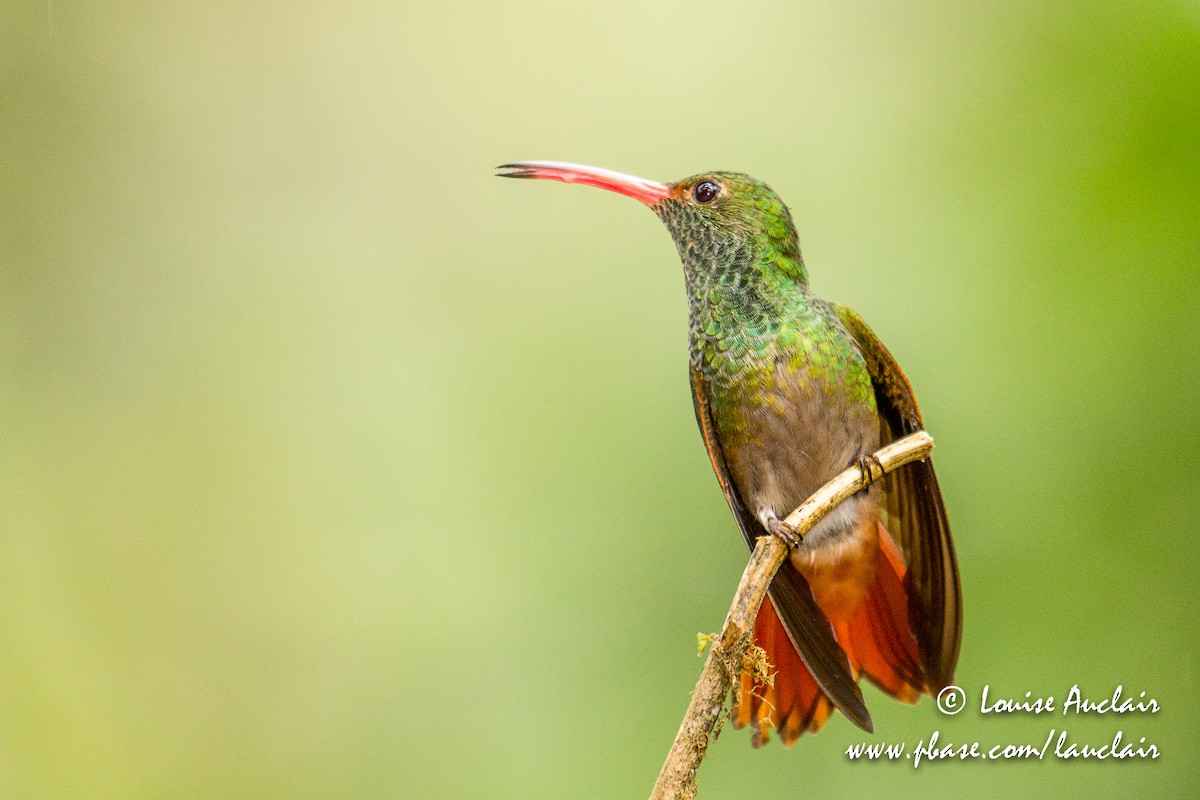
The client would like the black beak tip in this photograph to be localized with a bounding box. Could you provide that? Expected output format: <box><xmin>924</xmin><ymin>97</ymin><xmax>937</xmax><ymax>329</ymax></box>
<box><xmin>495</xmin><ymin>163</ymin><xmax>533</xmax><ymax>179</ymax></box>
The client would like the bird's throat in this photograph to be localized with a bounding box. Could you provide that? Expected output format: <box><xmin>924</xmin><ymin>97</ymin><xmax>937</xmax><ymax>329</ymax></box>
<box><xmin>677</xmin><ymin>236</ymin><xmax>812</xmax><ymax>386</ymax></box>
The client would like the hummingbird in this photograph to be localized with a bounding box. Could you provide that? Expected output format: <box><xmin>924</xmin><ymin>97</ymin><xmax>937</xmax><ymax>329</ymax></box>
<box><xmin>497</xmin><ymin>161</ymin><xmax>961</xmax><ymax>746</ymax></box>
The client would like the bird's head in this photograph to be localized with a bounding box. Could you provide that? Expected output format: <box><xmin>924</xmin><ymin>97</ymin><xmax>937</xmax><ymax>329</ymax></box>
<box><xmin>497</xmin><ymin>161</ymin><xmax>806</xmax><ymax>284</ymax></box>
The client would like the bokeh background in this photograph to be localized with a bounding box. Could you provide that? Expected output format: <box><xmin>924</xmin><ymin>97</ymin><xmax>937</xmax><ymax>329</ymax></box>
<box><xmin>3</xmin><ymin>2</ymin><xmax>1198</xmax><ymax>798</ymax></box>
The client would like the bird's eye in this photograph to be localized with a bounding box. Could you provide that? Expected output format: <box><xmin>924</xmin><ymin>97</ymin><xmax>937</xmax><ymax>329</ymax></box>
<box><xmin>693</xmin><ymin>180</ymin><xmax>720</xmax><ymax>204</ymax></box>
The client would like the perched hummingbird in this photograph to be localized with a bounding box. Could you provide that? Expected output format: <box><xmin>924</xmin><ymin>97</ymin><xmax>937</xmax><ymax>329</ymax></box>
<box><xmin>498</xmin><ymin>161</ymin><xmax>961</xmax><ymax>746</ymax></box>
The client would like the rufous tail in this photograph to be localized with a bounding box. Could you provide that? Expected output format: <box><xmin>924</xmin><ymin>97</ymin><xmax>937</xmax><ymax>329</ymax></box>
<box><xmin>733</xmin><ymin>523</ymin><xmax>926</xmax><ymax>747</ymax></box>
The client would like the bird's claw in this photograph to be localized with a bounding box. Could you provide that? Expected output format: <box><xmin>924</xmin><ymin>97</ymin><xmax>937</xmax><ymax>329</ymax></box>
<box><xmin>857</xmin><ymin>453</ymin><xmax>884</xmax><ymax>485</ymax></box>
<box><xmin>766</xmin><ymin>516</ymin><xmax>803</xmax><ymax>550</ymax></box>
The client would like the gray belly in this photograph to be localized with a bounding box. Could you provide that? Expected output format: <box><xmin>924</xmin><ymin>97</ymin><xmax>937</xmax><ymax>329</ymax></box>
<box><xmin>720</xmin><ymin>362</ymin><xmax>881</xmax><ymax>552</ymax></box>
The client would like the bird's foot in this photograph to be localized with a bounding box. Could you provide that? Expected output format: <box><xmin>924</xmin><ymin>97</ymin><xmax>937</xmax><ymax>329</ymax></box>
<box><xmin>763</xmin><ymin>512</ymin><xmax>803</xmax><ymax>550</ymax></box>
<box><xmin>856</xmin><ymin>453</ymin><xmax>885</xmax><ymax>486</ymax></box>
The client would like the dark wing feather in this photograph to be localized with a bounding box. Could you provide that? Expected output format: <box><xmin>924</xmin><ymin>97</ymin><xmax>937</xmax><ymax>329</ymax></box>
<box><xmin>835</xmin><ymin>305</ymin><xmax>962</xmax><ymax>690</ymax></box>
<box><xmin>690</xmin><ymin>367</ymin><xmax>873</xmax><ymax>732</ymax></box>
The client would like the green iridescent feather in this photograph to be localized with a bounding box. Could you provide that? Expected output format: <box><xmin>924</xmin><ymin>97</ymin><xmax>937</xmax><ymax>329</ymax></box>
<box><xmin>654</xmin><ymin>173</ymin><xmax>876</xmax><ymax>420</ymax></box>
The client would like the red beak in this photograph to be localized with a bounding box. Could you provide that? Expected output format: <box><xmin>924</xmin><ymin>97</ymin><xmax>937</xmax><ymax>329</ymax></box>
<box><xmin>496</xmin><ymin>161</ymin><xmax>670</xmax><ymax>207</ymax></box>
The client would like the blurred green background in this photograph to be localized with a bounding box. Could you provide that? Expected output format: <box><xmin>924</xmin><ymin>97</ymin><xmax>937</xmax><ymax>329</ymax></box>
<box><xmin>3</xmin><ymin>1</ymin><xmax>1198</xmax><ymax>798</ymax></box>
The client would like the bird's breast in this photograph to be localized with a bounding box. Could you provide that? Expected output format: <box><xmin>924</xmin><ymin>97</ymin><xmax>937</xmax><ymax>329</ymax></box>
<box><xmin>712</xmin><ymin>357</ymin><xmax>881</xmax><ymax>555</ymax></box>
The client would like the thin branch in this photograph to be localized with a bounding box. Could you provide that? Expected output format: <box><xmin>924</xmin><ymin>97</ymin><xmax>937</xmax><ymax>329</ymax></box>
<box><xmin>648</xmin><ymin>431</ymin><xmax>936</xmax><ymax>800</ymax></box>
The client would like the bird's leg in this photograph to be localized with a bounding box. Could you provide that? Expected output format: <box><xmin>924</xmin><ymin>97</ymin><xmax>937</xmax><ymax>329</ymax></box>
<box><xmin>760</xmin><ymin>509</ymin><xmax>803</xmax><ymax>550</ymax></box>
<box><xmin>856</xmin><ymin>453</ymin><xmax>885</xmax><ymax>487</ymax></box>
